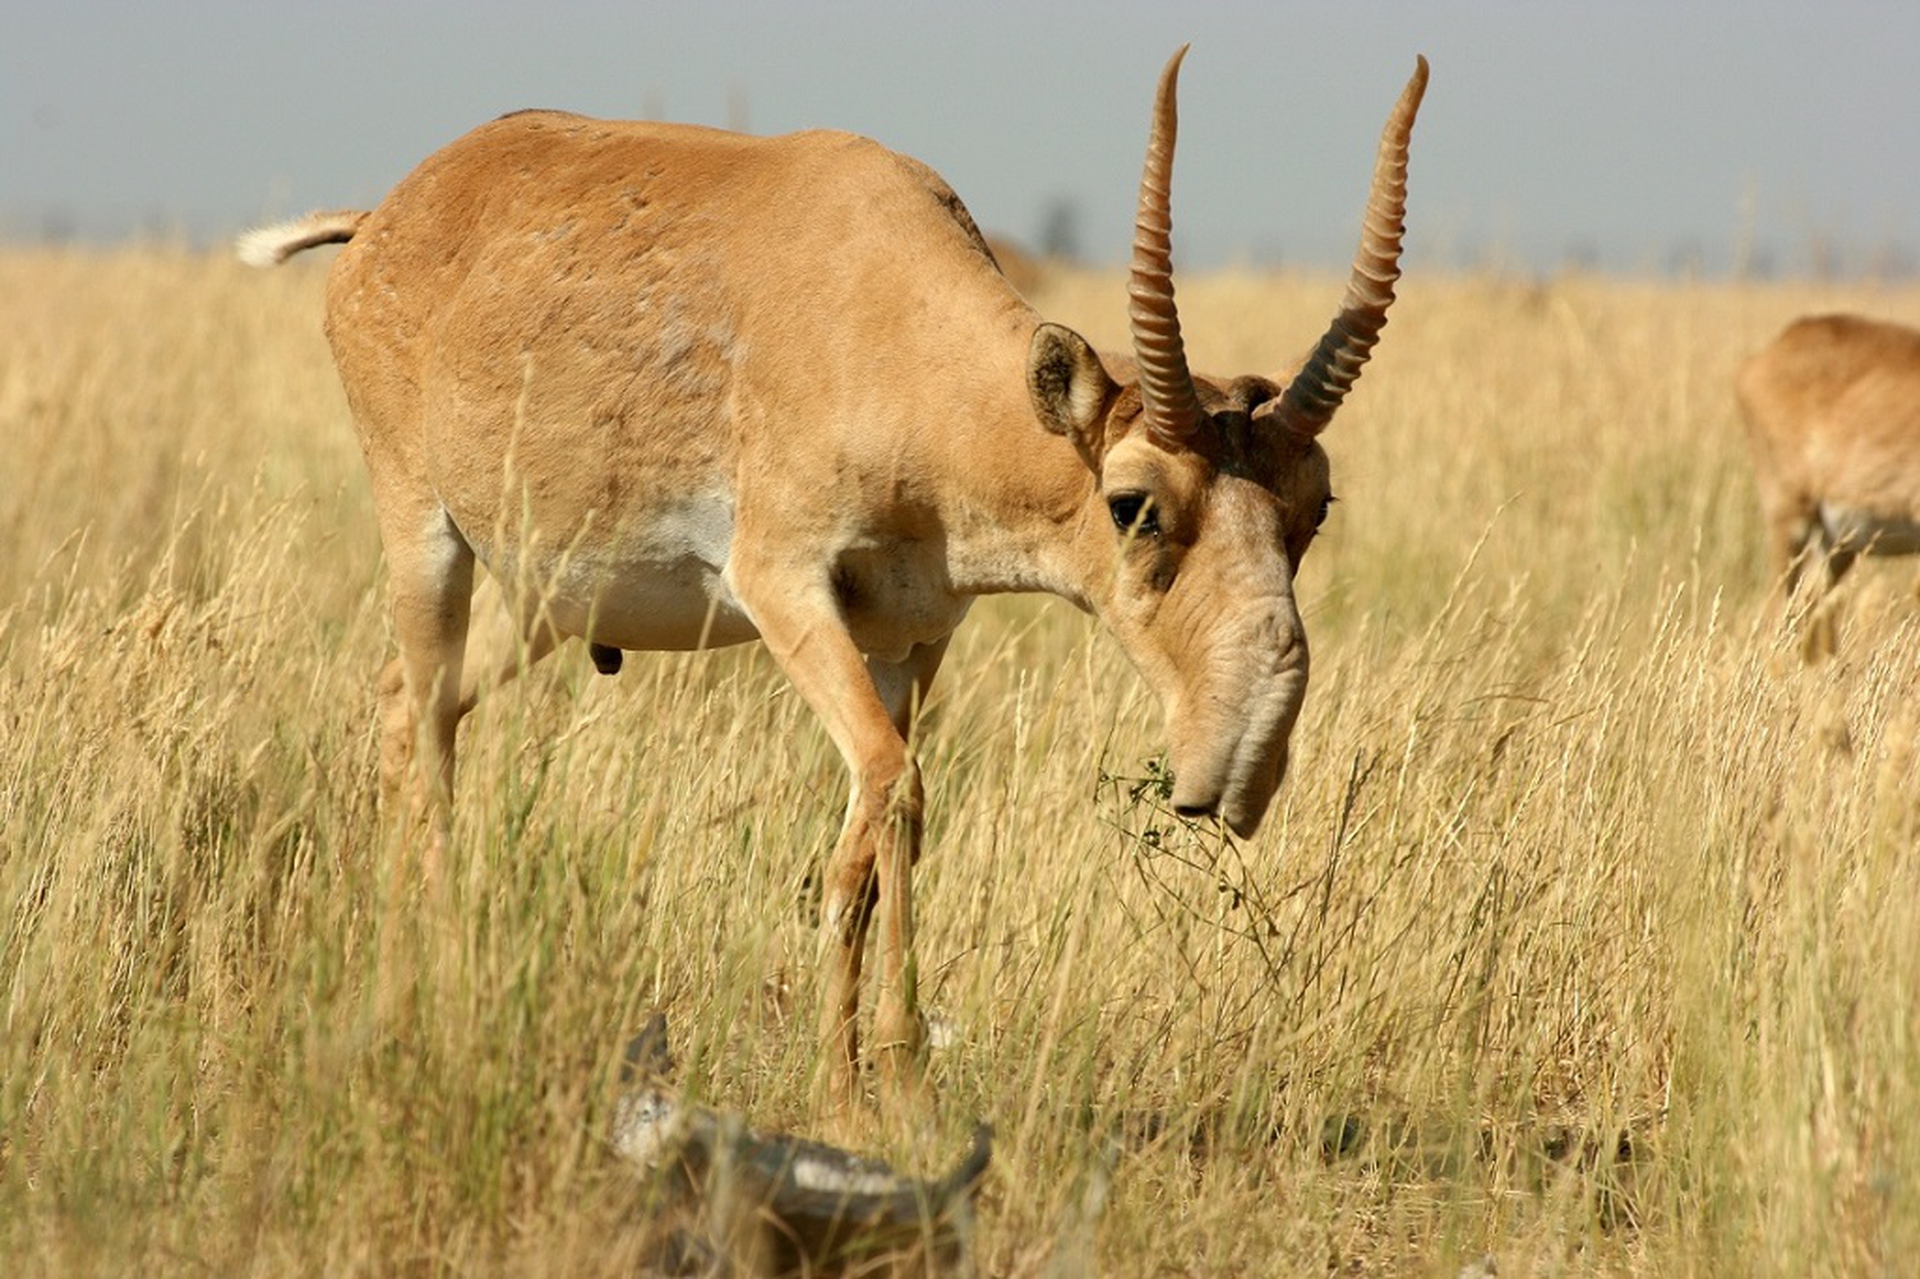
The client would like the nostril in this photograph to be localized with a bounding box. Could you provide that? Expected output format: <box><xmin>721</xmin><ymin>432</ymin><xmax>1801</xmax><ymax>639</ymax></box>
<box><xmin>1173</xmin><ymin>802</ymin><xmax>1215</xmax><ymax>820</ymax></box>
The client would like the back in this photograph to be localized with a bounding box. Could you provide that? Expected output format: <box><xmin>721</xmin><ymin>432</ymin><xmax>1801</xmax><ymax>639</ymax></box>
<box><xmin>323</xmin><ymin>112</ymin><xmax>1014</xmax><ymax>393</ymax></box>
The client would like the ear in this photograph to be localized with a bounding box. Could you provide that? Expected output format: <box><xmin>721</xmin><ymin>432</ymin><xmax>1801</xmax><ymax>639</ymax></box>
<box><xmin>1026</xmin><ymin>323</ymin><xmax>1114</xmax><ymax>449</ymax></box>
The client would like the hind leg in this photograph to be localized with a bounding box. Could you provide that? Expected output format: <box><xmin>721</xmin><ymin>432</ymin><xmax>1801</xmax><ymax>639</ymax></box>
<box><xmin>456</xmin><ymin>573</ymin><xmax>568</xmax><ymax>713</ymax></box>
<box><xmin>1759</xmin><ymin>497</ymin><xmax>1840</xmax><ymax>659</ymax></box>
<box><xmin>1761</xmin><ymin>493</ymin><xmax>1816</xmax><ymax>611</ymax></box>
<box><xmin>376</xmin><ymin>503</ymin><xmax>476</xmax><ymax>879</ymax></box>
<box><xmin>377</xmin><ymin>571</ymin><xmax>571</xmax><ymax>737</ymax></box>
<box><xmin>1799</xmin><ymin>538</ymin><xmax>1858</xmax><ymax>662</ymax></box>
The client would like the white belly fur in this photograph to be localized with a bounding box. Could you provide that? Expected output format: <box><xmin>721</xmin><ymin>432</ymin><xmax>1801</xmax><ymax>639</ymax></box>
<box><xmin>1821</xmin><ymin>504</ymin><xmax>1920</xmax><ymax>557</ymax></box>
<box><xmin>460</xmin><ymin>489</ymin><xmax>761</xmax><ymax>651</ymax></box>
<box><xmin>454</xmin><ymin>492</ymin><xmax>974</xmax><ymax>662</ymax></box>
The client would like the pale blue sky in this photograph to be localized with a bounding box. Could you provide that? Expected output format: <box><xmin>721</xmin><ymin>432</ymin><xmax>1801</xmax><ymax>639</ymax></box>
<box><xmin>5</xmin><ymin>1</ymin><xmax>1918</xmax><ymax>275</ymax></box>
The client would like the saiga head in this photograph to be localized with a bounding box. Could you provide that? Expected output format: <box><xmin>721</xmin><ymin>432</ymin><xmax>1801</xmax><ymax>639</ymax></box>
<box><xmin>1026</xmin><ymin>47</ymin><xmax>1427</xmax><ymax>837</ymax></box>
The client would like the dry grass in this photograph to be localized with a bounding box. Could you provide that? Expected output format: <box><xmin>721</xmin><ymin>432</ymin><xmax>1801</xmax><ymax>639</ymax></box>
<box><xmin>3</xmin><ymin>245</ymin><xmax>1918</xmax><ymax>1276</ymax></box>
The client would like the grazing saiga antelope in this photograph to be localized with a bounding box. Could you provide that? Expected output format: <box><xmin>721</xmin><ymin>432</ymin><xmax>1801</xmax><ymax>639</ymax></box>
<box><xmin>1736</xmin><ymin>314</ymin><xmax>1920</xmax><ymax>657</ymax></box>
<box><xmin>240</xmin><ymin>48</ymin><xmax>1427</xmax><ymax>1099</ymax></box>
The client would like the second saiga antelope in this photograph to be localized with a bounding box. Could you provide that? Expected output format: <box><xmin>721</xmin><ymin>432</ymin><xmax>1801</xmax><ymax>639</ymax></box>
<box><xmin>241</xmin><ymin>48</ymin><xmax>1428</xmax><ymax>1100</ymax></box>
<box><xmin>1737</xmin><ymin>314</ymin><xmax>1920</xmax><ymax>657</ymax></box>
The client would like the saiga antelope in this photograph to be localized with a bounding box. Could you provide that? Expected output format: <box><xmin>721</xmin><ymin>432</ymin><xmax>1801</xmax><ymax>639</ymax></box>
<box><xmin>240</xmin><ymin>48</ymin><xmax>1428</xmax><ymax>1100</ymax></box>
<box><xmin>1737</xmin><ymin>314</ymin><xmax>1920</xmax><ymax>657</ymax></box>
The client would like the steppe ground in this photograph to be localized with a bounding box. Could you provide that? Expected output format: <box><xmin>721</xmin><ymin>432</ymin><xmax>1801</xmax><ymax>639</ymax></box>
<box><xmin>2</xmin><ymin>244</ymin><xmax>1917</xmax><ymax>1276</ymax></box>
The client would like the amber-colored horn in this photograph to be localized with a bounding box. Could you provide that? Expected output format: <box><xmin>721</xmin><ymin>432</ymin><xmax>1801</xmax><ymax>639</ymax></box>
<box><xmin>1272</xmin><ymin>56</ymin><xmax>1428</xmax><ymax>437</ymax></box>
<box><xmin>1128</xmin><ymin>45</ymin><xmax>1204</xmax><ymax>451</ymax></box>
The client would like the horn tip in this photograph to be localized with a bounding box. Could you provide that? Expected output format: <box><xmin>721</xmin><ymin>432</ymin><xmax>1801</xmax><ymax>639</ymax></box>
<box><xmin>1390</xmin><ymin>54</ymin><xmax>1429</xmax><ymax>120</ymax></box>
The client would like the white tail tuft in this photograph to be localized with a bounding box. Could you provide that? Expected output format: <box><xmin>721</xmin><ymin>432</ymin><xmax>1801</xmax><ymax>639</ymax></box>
<box><xmin>234</xmin><ymin>210</ymin><xmax>368</xmax><ymax>267</ymax></box>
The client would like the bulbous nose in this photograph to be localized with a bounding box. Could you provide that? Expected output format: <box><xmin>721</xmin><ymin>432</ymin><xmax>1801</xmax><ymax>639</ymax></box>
<box><xmin>1170</xmin><ymin>769</ymin><xmax>1223</xmax><ymax>824</ymax></box>
<box><xmin>1171</xmin><ymin>793</ymin><xmax>1267</xmax><ymax>839</ymax></box>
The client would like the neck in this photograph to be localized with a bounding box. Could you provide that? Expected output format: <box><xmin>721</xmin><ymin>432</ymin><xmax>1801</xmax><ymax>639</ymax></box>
<box><xmin>936</xmin><ymin>323</ymin><xmax>1102</xmax><ymax>610</ymax></box>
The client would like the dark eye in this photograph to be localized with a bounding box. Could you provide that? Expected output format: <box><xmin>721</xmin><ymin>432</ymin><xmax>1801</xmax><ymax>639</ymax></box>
<box><xmin>1316</xmin><ymin>496</ymin><xmax>1335</xmax><ymax>528</ymax></box>
<box><xmin>1108</xmin><ymin>492</ymin><xmax>1159</xmax><ymax>537</ymax></box>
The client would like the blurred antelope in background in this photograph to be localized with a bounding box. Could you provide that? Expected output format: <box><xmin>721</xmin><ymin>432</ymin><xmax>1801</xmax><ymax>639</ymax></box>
<box><xmin>1737</xmin><ymin>314</ymin><xmax>1920</xmax><ymax>657</ymax></box>
<box><xmin>239</xmin><ymin>47</ymin><xmax>1428</xmax><ymax>1102</ymax></box>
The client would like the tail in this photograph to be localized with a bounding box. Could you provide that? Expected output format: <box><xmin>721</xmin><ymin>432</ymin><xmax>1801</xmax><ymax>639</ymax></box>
<box><xmin>235</xmin><ymin>209</ymin><xmax>369</xmax><ymax>267</ymax></box>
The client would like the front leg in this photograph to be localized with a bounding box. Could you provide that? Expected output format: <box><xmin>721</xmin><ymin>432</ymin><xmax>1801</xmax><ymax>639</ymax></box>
<box><xmin>825</xmin><ymin>738</ymin><xmax>925</xmax><ymax>1105</ymax></box>
<box><xmin>730</xmin><ymin>563</ymin><xmax>932</xmax><ymax>1105</ymax></box>
<box><xmin>861</xmin><ymin>638</ymin><xmax>951</xmax><ymax>1091</ymax></box>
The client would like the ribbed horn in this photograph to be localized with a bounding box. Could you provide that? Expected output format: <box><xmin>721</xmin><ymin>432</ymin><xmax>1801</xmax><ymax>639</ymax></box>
<box><xmin>1272</xmin><ymin>56</ymin><xmax>1428</xmax><ymax>437</ymax></box>
<box><xmin>1128</xmin><ymin>45</ymin><xmax>1204</xmax><ymax>451</ymax></box>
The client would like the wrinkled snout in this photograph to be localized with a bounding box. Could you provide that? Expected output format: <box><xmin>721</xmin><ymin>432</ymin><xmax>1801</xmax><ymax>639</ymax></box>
<box><xmin>1166</xmin><ymin>631</ymin><xmax>1309</xmax><ymax>839</ymax></box>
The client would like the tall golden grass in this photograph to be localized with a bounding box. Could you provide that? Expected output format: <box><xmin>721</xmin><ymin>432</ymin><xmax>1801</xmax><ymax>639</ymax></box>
<box><xmin>3</xmin><ymin>245</ymin><xmax>1917</xmax><ymax>1276</ymax></box>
